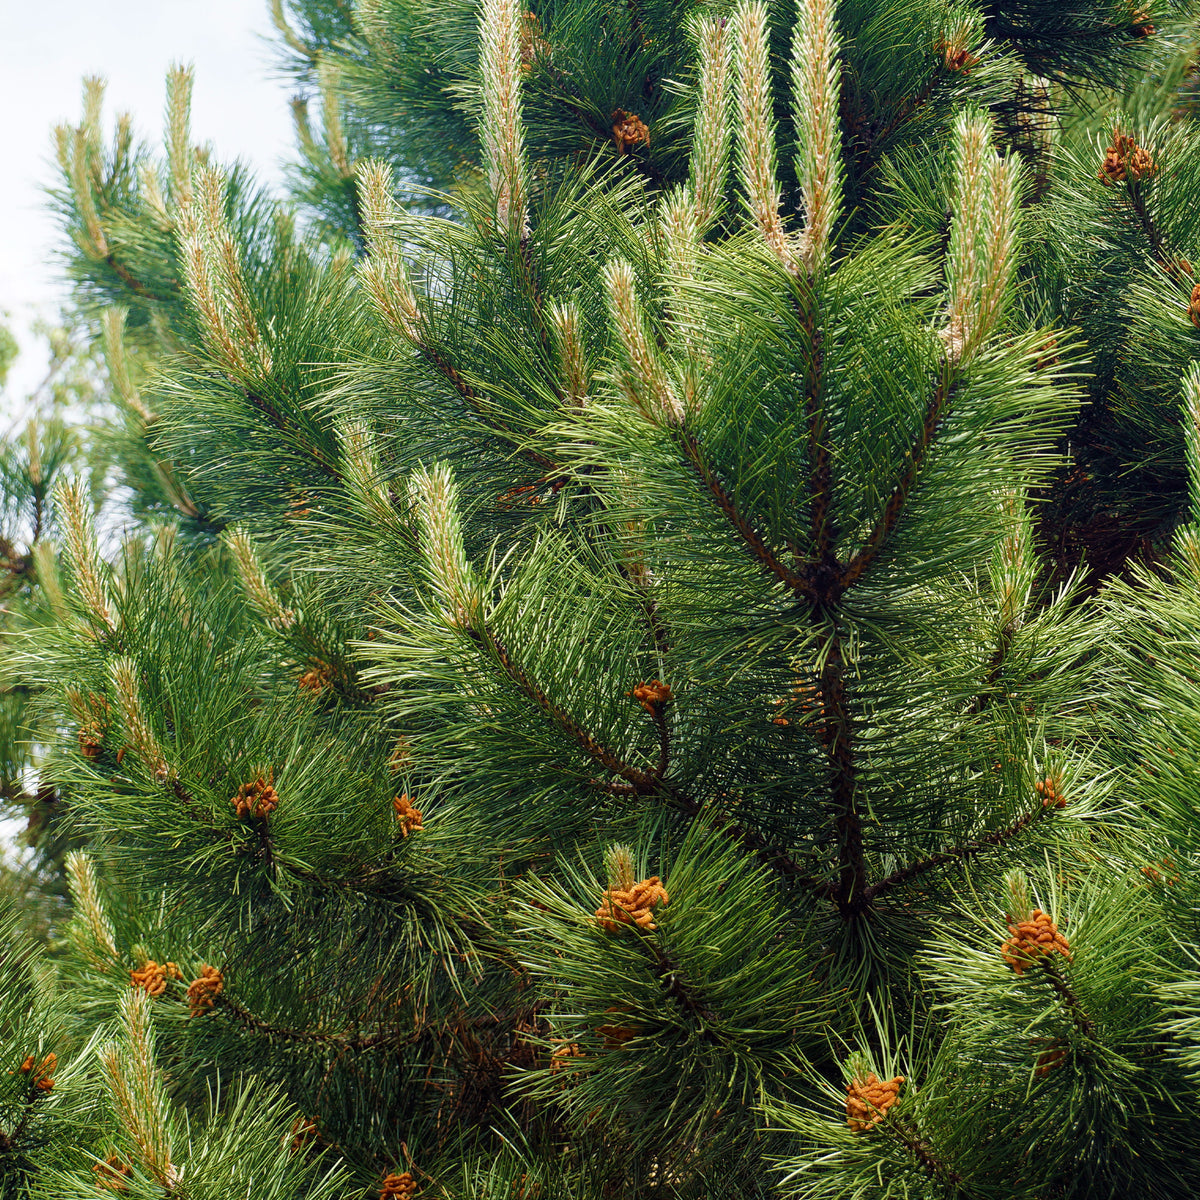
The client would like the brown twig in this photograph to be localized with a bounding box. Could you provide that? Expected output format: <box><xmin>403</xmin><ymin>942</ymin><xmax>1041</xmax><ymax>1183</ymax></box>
<box><xmin>478</xmin><ymin>627</ymin><xmax>824</xmax><ymax>885</ymax></box>
<box><xmin>104</xmin><ymin>253</ymin><xmax>156</xmax><ymax>299</ymax></box>
<box><xmin>648</xmin><ymin>699</ymin><xmax>671</xmax><ymax>780</ymax></box>
<box><xmin>483</xmin><ymin>626</ymin><xmax>658</xmax><ymax>790</ymax></box>
<box><xmin>420</xmin><ymin>345</ymin><xmax>560</xmax><ymax>475</ymax></box>
<box><xmin>618</xmin><ymin>562</ymin><xmax>671</xmax><ymax>660</ymax></box>
<box><xmin>864</xmin><ymin>800</ymin><xmax>1052</xmax><ymax>902</ymax></box>
<box><xmin>1126</xmin><ymin>180</ymin><xmax>1170</xmax><ymax>270</ymax></box>
<box><xmin>969</xmin><ymin>623</ymin><xmax>1015</xmax><ymax>715</ymax></box>
<box><xmin>819</xmin><ymin>623</ymin><xmax>867</xmax><ymax>917</ymax></box>
<box><xmin>804</xmin><ymin>320</ymin><xmax>834</xmax><ymax>564</ymax></box>
<box><xmin>675</xmin><ymin>428</ymin><xmax>814</xmax><ymax>597</ymax></box>
<box><xmin>842</xmin><ymin>373</ymin><xmax>956</xmax><ymax>588</ymax></box>
<box><xmin>515</xmin><ymin>235</ymin><xmax>560</xmax><ymax>393</ymax></box>
<box><xmin>646</xmin><ymin>941</ymin><xmax>722</xmax><ymax>1041</ymax></box>
<box><xmin>1038</xmin><ymin>956</ymin><xmax>1097</xmax><ymax>1038</ymax></box>
<box><xmin>886</xmin><ymin>1116</ymin><xmax>966</xmax><ymax>1188</ymax></box>
<box><xmin>244</xmin><ymin>391</ymin><xmax>344</xmax><ymax>481</ymax></box>
<box><xmin>215</xmin><ymin>992</ymin><xmax>544</xmax><ymax>1052</ymax></box>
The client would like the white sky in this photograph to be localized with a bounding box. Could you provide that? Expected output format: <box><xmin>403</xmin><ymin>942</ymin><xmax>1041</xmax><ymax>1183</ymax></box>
<box><xmin>0</xmin><ymin>0</ymin><xmax>297</xmax><ymax>421</ymax></box>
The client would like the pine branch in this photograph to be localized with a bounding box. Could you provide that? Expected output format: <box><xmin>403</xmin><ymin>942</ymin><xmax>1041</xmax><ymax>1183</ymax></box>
<box><xmin>171</xmin><ymin>779</ymin><xmax>197</xmax><ymax>809</ymax></box>
<box><xmin>213</xmin><ymin>991</ymin><xmax>543</xmax><ymax>1050</ymax></box>
<box><xmin>675</xmin><ymin>427</ymin><xmax>814</xmax><ymax>597</ymax></box>
<box><xmin>864</xmin><ymin>800</ymin><xmax>1053</xmax><ymax>902</ymax></box>
<box><xmin>841</xmin><ymin>70</ymin><xmax>938</xmax><ymax>172</ymax></box>
<box><xmin>215</xmin><ymin>992</ymin><xmax>383</xmax><ymax>1047</ymax></box>
<box><xmin>665</xmin><ymin>792</ymin><xmax>829</xmax><ymax>891</ymax></box>
<box><xmin>478</xmin><ymin>626</ymin><xmax>825</xmax><ymax>886</ymax></box>
<box><xmin>31</xmin><ymin>492</ymin><xmax>45</xmax><ymax>544</ymax></box>
<box><xmin>645</xmin><ymin>939</ymin><xmax>723</xmax><ymax>1042</ymax></box>
<box><xmin>886</xmin><ymin>1115</ymin><xmax>966</xmax><ymax>1190</ymax></box>
<box><xmin>0</xmin><ymin>1073</ymin><xmax>51</xmax><ymax>1152</ymax></box>
<box><xmin>244</xmin><ymin>390</ymin><xmax>344</xmax><ymax>481</ymax></box>
<box><xmin>818</xmin><ymin>622</ymin><xmax>867</xmax><ymax>917</ymax></box>
<box><xmin>842</xmin><ymin>373</ymin><xmax>957</xmax><ymax>589</ymax></box>
<box><xmin>618</xmin><ymin>562</ymin><xmax>671</xmax><ymax>659</ymax></box>
<box><xmin>1124</xmin><ymin>180</ymin><xmax>1171</xmax><ymax>269</ymax></box>
<box><xmin>652</xmin><ymin>701</ymin><xmax>670</xmax><ymax>778</ymax></box>
<box><xmin>104</xmin><ymin>251</ymin><xmax>159</xmax><ymax>299</ymax></box>
<box><xmin>781</xmin><ymin>286</ymin><xmax>871</xmax><ymax>918</ymax></box>
<box><xmin>1115</xmin><ymin>175</ymin><xmax>1199</xmax><ymax>298</ymax></box>
<box><xmin>515</xmin><ymin>235</ymin><xmax>559</xmax><ymax>383</ymax></box>
<box><xmin>643</xmin><ymin>591</ymin><xmax>670</xmax><ymax>659</ymax></box>
<box><xmin>803</xmin><ymin>308</ymin><xmax>835</xmax><ymax>564</ymax></box>
<box><xmin>419</xmin><ymin>344</ymin><xmax>560</xmax><ymax>475</ymax></box>
<box><xmin>968</xmin><ymin>624</ymin><xmax>1015</xmax><ymax>715</ymax></box>
<box><xmin>789</xmin><ymin>362</ymin><xmax>964</xmax><ymax>917</ymax></box>
<box><xmin>1038</xmin><ymin>956</ymin><xmax>1097</xmax><ymax>1038</ymax></box>
<box><xmin>663</xmin><ymin>324</ymin><xmax>884</xmax><ymax>912</ymax></box>
<box><xmin>600</xmin><ymin>795</ymin><xmax>820</xmax><ymax>885</ymax></box>
<box><xmin>0</xmin><ymin>537</ymin><xmax>34</xmax><ymax>598</ymax></box>
<box><xmin>482</xmin><ymin>625</ymin><xmax>658</xmax><ymax>790</ymax></box>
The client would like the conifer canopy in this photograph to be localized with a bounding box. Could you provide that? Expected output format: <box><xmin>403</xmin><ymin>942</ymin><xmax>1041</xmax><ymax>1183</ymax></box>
<box><xmin>4</xmin><ymin>1</ymin><xmax>1200</xmax><ymax>1197</ymax></box>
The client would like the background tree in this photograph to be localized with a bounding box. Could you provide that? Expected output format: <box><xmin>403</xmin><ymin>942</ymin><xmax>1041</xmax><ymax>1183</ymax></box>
<box><xmin>0</xmin><ymin>314</ymin><xmax>109</xmax><ymax>945</ymax></box>
<box><xmin>5</xmin><ymin>0</ymin><xmax>1200</xmax><ymax>1197</ymax></box>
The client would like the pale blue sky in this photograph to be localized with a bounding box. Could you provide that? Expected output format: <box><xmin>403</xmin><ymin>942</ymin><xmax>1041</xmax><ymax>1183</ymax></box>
<box><xmin>1</xmin><ymin>0</ymin><xmax>297</xmax><ymax>415</ymax></box>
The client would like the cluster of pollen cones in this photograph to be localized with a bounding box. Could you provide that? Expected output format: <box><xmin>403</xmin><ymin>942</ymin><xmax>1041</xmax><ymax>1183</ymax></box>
<box><xmin>129</xmin><ymin>959</ymin><xmax>183</xmax><ymax>996</ymax></box>
<box><xmin>1001</xmin><ymin>909</ymin><xmax>1071</xmax><ymax>975</ymax></box>
<box><xmin>845</xmin><ymin>1072</ymin><xmax>904</xmax><ymax>1131</ymax></box>
<box><xmin>379</xmin><ymin>1171</ymin><xmax>418</xmax><ymax>1199</ymax></box>
<box><xmin>595</xmin><ymin>876</ymin><xmax>669</xmax><ymax>932</ymax></box>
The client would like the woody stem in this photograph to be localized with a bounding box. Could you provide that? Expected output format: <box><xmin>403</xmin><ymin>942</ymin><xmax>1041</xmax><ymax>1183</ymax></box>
<box><xmin>1038</xmin><ymin>957</ymin><xmax>1097</xmax><ymax>1038</ymax></box>
<box><xmin>887</xmin><ymin>1116</ymin><xmax>966</xmax><ymax>1190</ymax></box>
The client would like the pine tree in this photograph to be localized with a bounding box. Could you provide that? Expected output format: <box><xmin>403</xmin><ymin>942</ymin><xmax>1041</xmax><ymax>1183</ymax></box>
<box><xmin>6</xmin><ymin>0</ymin><xmax>1200</xmax><ymax>1197</ymax></box>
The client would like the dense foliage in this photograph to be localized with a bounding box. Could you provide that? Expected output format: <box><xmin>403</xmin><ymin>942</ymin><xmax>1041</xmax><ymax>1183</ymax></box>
<box><xmin>4</xmin><ymin>0</ymin><xmax>1200</xmax><ymax>1196</ymax></box>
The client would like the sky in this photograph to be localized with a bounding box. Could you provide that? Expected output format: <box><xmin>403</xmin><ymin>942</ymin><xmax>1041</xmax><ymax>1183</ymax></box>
<box><xmin>0</xmin><ymin>0</ymin><xmax>297</xmax><ymax>422</ymax></box>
